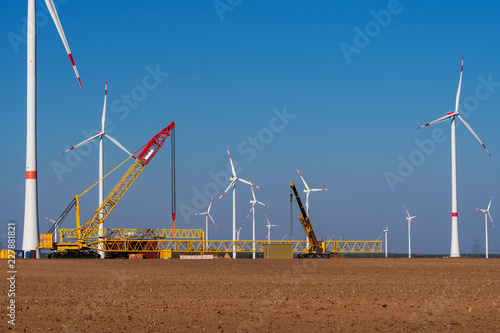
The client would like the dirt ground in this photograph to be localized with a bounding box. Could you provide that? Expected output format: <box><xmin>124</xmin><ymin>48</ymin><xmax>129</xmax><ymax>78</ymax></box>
<box><xmin>2</xmin><ymin>257</ymin><xmax>500</xmax><ymax>332</ymax></box>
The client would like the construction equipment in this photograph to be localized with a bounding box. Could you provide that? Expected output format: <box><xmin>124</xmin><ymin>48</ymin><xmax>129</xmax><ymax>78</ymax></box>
<box><xmin>290</xmin><ymin>181</ymin><xmax>330</xmax><ymax>258</ymax></box>
<box><xmin>39</xmin><ymin>122</ymin><xmax>176</xmax><ymax>258</ymax></box>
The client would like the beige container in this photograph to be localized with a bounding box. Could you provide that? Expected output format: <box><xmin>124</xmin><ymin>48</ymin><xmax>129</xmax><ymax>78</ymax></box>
<box><xmin>264</xmin><ymin>244</ymin><xmax>293</xmax><ymax>259</ymax></box>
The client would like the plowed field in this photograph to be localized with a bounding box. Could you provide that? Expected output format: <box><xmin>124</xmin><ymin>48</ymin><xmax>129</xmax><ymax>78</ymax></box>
<box><xmin>3</xmin><ymin>258</ymin><xmax>500</xmax><ymax>332</ymax></box>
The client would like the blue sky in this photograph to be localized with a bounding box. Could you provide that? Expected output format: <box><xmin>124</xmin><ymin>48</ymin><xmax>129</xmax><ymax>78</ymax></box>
<box><xmin>1</xmin><ymin>0</ymin><xmax>499</xmax><ymax>254</ymax></box>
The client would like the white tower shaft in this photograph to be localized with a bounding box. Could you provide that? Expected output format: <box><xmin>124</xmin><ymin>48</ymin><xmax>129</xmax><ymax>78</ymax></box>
<box><xmin>98</xmin><ymin>136</ymin><xmax>105</xmax><ymax>258</ymax></box>
<box><xmin>485</xmin><ymin>213</ymin><xmax>489</xmax><ymax>259</ymax></box>
<box><xmin>450</xmin><ymin>117</ymin><xmax>460</xmax><ymax>257</ymax></box>
<box><xmin>23</xmin><ymin>0</ymin><xmax>40</xmax><ymax>258</ymax></box>
<box><xmin>232</xmin><ymin>184</ymin><xmax>236</xmax><ymax>259</ymax></box>
<box><xmin>384</xmin><ymin>231</ymin><xmax>388</xmax><ymax>258</ymax></box>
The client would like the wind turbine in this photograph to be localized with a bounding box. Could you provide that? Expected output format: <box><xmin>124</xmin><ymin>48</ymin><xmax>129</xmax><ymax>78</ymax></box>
<box><xmin>245</xmin><ymin>183</ymin><xmax>270</xmax><ymax>259</ymax></box>
<box><xmin>295</xmin><ymin>167</ymin><xmax>329</xmax><ymax>215</ymax></box>
<box><xmin>23</xmin><ymin>0</ymin><xmax>83</xmax><ymax>258</ymax></box>
<box><xmin>236</xmin><ymin>224</ymin><xmax>245</xmax><ymax>241</ymax></box>
<box><xmin>265</xmin><ymin>213</ymin><xmax>279</xmax><ymax>242</ymax></box>
<box><xmin>417</xmin><ymin>56</ymin><xmax>491</xmax><ymax>258</ymax></box>
<box><xmin>43</xmin><ymin>217</ymin><xmax>59</xmax><ymax>243</ymax></box>
<box><xmin>193</xmin><ymin>196</ymin><xmax>217</xmax><ymax>241</ymax></box>
<box><xmin>61</xmin><ymin>81</ymin><xmax>132</xmax><ymax>259</ymax></box>
<box><xmin>383</xmin><ymin>225</ymin><xmax>389</xmax><ymax>258</ymax></box>
<box><xmin>403</xmin><ymin>205</ymin><xmax>416</xmax><ymax>258</ymax></box>
<box><xmin>475</xmin><ymin>196</ymin><xmax>495</xmax><ymax>259</ymax></box>
<box><xmin>217</xmin><ymin>147</ymin><xmax>261</xmax><ymax>258</ymax></box>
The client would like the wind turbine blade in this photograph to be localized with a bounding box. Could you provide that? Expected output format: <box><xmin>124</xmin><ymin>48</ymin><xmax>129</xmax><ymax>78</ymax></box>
<box><xmin>193</xmin><ymin>213</ymin><xmax>206</xmax><ymax>216</ymax></box>
<box><xmin>207</xmin><ymin>196</ymin><xmax>213</xmax><ymax>213</ymax></box>
<box><xmin>217</xmin><ymin>180</ymin><xmax>235</xmax><ymax>202</ymax></box>
<box><xmin>257</xmin><ymin>201</ymin><xmax>270</xmax><ymax>209</ymax></box>
<box><xmin>226</xmin><ymin>146</ymin><xmax>237</xmax><ymax>177</ymax></box>
<box><xmin>101</xmin><ymin>80</ymin><xmax>107</xmax><ymax>132</ymax></box>
<box><xmin>265</xmin><ymin>213</ymin><xmax>270</xmax><ymax>225</ymax></box>
<box><xmin>457</xmin><ymin>114</ymin><xmax>492</xmax><ymax>157</ymax></box>
<box><xmin>310</xmin><ymin>188</ymin><xmax>330</xmax><ymax>192</ymax></box>
<box><xmin>43</xmin><ymin>216</ymin><xmax>56</xmax><ymax>224</ymax></box>
<box><xmin>105</xmin><ymin>134</ymin><xmax>133</xmax><ymax>156</ymax></box>
<box><xmin>45</xmin><ymin>0</ymin><xmax>82</xmax><ymax>89</ymax></box>
<box><xmin>455</xmin><ymin>56</ymin><xmax>464</xmax><ymax>113</ymax></box>
<box><xmin>488</xmin><ymin>212</ymin><xmax>495</xmax><ymax>230</ymax></box>
<box><xmin>417</xmin><ymin>113</ymin><xmax>454</xmax><ymax>129</ymax></box>
<box><xmin>61</xmin><ymin>133</ymin><xmax>100</xmax><ymax>154</ymax></box>
<box><xmin>249</xmin><ymin>180</ymin><xmax>256</xmax><ymax>200</ymax></box>
<box><xmin>403</xmin><ymin>205</ymin><xmax>411</xmax><ymax>218</ymax></box>
<box><xmin>209</xmin><ymin>214</ymin><xmax>218</xmax><ymax>229</ymax></box>
<box><xmin>295</xmin><ymin>167</ymin><xmax>310</xmax><ymax>190</ymax></box>
<box><xmin>305</xmin><ymin>192</ymin><xmax>310</xmax><ymax>213</ymax></box>
<box><xmin>245</xmin><ymin>203</ymin><xmax>256</xmax><ymax>219</ymax></box>
<box><xmin>238</xmin><ymin>178</ymin><xmax>261</xmax><ymax>189</ymax></box>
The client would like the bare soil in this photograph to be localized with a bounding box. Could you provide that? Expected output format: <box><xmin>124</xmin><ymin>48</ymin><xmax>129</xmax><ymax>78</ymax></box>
<box><xmin>3</xmin><ymin>258</ymin><xmax>500</xmax><ymax>332</ymax></box>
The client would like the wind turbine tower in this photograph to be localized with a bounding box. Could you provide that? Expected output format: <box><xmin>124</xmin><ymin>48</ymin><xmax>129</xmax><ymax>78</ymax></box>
<box><xmin>245</xmin><ymin>183</ymin><xmax>269</xmax><ymax>259</ymax></box>
<box><xmin>403</xmin><ymin>205</ymin><xmax>417</xmax><ymax>258</ymax></box>
<box><xmin>23</xmin><ymin>0</ymin><xmax>83</xmax><ymax>258</ymax></box>
<box><xmin>383</xmin><ymin>225</ymin><xmax>389</xmax><ymax>258</ymax></box>
<box><xmin>217</xmin><ymin>147</ymin><xmax>261</xmax><ymax>258</ymax></box>
<box><xmin>417</xmin><ymin>56</ymin><xmax>492</xmax><ymax>257</ymax></box>
<box><xmin>193</xmin><ymin>196</ymin><xmax>217</xmax><ymax>240</ymax></box>
<box><xmin>475</xmin><ymin>196</ymin><xmax>495</xmax><ymax>258</ymax></box>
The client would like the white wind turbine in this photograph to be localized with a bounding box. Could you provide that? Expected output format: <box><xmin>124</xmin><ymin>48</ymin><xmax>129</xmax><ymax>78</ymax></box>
<box><xmin>245</xmin><ymin>183</ymin><xmax>270</xmax><ymax>259</ymax></box>
<box><xmin>403</xmin><ymin>205</ymin><xmax>417</xmax><ymax>258</ymax></box>
<box><xmin>217</xmin><ymin>147</ymin><xmax>261</xmax><ymax>258</ymax></box>
<box><xmin>383</xmin><ymin>225</ymin><xmax>389</xmax><ymax>258</ymax></box>
<box><xmin>61</xmin><ymin>81</ymin><xmax>132</xmax><ymax>258</ymax></box>
<box><xmin>43</xmin><ymin>217</ymin><xmax>59</xmax><ymax>243</ymax></box>
<box><xmin>23</xmin><ymin>0</ymin><xmax>83</xmax><ymax>257</ymax></box>
<box><xmin>417</xmin><ymin>56</ymin><xmax>491</xmax><ymax>258</ymax></box>
<box><xmin>295</xmin><ymin>167</ymin><xmax>329</xmax><ymax>246</ymax></box>
<box><xmin>265</xmin><ymin>213</ymin><xmax>279</xmax><ymax>242</ymax></box>
<box><xmin>475</xmin><ymin>196</ymin><xmax>495</xmax><ymax>259</ymax></box>
<box><xmin>236</xmin><ymin>224</ymin><xmax>245</xmax><ymax>241</ymax></box>
<box><xmin>295</xmin><ymin>167</ymin><xmax>329</xmax><ymax>215</ymax></box>
<box><xmin>193</xmin><ymin>196</ymin><xmax>218</xmax><ymax>241</ymax></box>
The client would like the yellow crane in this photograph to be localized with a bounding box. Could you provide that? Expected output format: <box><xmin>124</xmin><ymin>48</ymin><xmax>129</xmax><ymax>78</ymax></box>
<box><xmin>38</xmin><ymin>122</ymin><xmax>176</xmax><ymax>258</ymax></box>
<box><xmin>290</xmin><ymin>181</ymin><xmax>330</xmax><ymax>258</ymax></box>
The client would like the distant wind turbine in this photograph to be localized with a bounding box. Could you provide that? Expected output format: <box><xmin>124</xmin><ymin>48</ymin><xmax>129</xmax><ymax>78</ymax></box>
<box><xmin>417</xmin><ymin>56</ymin><xmax>492</xmax><ymax>258</ymax></box>
<box><xmin>193</xmin><ymin>196</ymin><xmax>217</xmax><ymax>241</ymax></box>
<box><xmin>383</xmin><ymin>225</ymin><xmax>389</xmax><ymax>258</ymax></box>
<box><xmin>236</xmin><ymin>224</ymin><xmax>245</xmax><ymax>241</ymax></box>
<box><xmin>403</xmin><ymin>205</ymin><xmax>416</xmax><ymax>258</ymax></box>
<box><xmin>475</xmin><ymin>196</ymin><xmax>495</xmax><ymax>259</ymax></box>
<box><xmin>245</xmin><ymin>183</ymin><xmax>269</xmax><ymax>259</ymax></box>
<box><xmin>265</xmin><ymin>213</ymin><xmax>279</xmax><ymax>242</ymax></box>
<box><xmin>217</xmin><ymin>147</ymin><xmax>261</xmax><ymax>258</ymax></box>
<box><xmin>295</xmin><ymin>167</ymin><xmax>329</xmax><ymax>215</ymax></box>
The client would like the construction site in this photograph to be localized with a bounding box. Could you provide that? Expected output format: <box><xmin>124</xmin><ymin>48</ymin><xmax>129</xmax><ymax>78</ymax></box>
<box><xmin>34</xmin><ymin>121</ymin><xmax>382</xmax><ymax>260</ymax></box>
